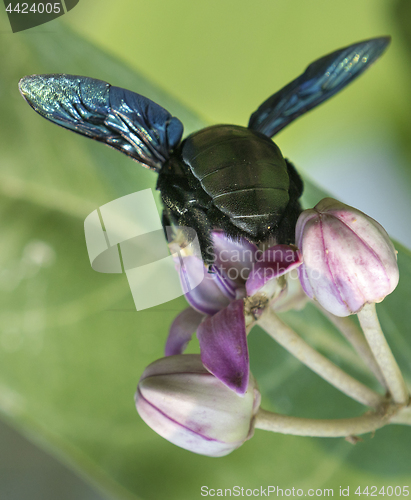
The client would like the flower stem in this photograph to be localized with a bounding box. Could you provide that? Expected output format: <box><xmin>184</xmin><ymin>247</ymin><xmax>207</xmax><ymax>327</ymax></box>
<box><xmin>258</xmin><ymin>307</ymin><xmax>385</xmax><ymax>408</ymax></box>
<box><xmin>357</xmin><ymin>303</ymin><xmax>409</xmax><ymax>405</ymax></box>
<box><xmin>254</xmin><ymin>407</ymin><xmax>393</xmax><ymax>437</ymax></box>
<box><xmin>315</xmin><ymin>303</ymin><xmax>387</xmax><ymax>388</ymax></box>
<box><xmin>390</xmin><ymin>406</ymin><xmax>411</xmax><ymax>425</ymax></box>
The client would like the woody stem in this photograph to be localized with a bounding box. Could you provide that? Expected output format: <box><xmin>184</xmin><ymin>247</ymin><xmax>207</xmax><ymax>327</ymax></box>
<box><xmin>258</xmin><ymin>307</ymin><xmax>385</xmax><ymax>408</ymax></box>
<box><xmin>254</xmin><ymin>407</ymin><xmax>394</xmax><ymax>437</ymax></box>
<box><xmin>357</xmin><ymin>303</ymin><xmax>409</xmax><ymax>405</ymax></box>
<box><xmin>315</xmin><ymin>303</ymin><xmax>387</xmax><ymax>388</ymax></box>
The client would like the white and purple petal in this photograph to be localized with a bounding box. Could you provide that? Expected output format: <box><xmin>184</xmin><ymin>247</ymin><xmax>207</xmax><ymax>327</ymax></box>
<box><xmin>176</xmin><ymin>255</ymin><xmax>231</xmax><ymax>315</ymax></box>
<box><xmin>197</xmin><ymin>299</ymin><xmax>249</xmax><ymax>395</ymax></box>
<box><xmin>246</xmin><ymin>244</ymin><xmax>302</xmax><ymax>296</ymax></box>
<box><xmin>212</xmin><ymin>231</ymin><xmax>258</xmax><ymax>285</ymax></box>
<box><xmin>165</xmin><ymin>307</ymin><xmax>204</xmax><ymax>356</ymax></box>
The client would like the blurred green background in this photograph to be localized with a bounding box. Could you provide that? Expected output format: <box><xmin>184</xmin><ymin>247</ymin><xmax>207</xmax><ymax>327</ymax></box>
<box><xmin>1</xmin><ymin>1</ymin><xmax>411</xmax><ymax>499</ymax></box>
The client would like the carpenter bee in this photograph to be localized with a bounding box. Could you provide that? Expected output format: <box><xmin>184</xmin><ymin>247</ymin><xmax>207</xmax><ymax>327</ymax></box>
<box><xmin>19</xmin><ymin>37</ymin><xmax>390</xmax><ymax>265</ymax></box>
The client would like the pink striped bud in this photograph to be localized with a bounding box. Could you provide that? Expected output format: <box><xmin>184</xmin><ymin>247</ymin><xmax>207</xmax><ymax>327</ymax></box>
<box><xmin>136</xmin><ymin>354</ymin><xmax>261</xmax><ymax>456</ymax></box>
<box><xmin>296</xmin><ymin>198</ymin><xmax>399</xmax><ymax>317</ymax></box>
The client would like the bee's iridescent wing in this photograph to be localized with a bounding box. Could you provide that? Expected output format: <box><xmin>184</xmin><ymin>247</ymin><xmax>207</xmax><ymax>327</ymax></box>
<box><xmin>248</xmin><ymin>37</ymin><xmax>390</xmax><ymax>138</ymax></box>
<box><xmin>19</xmin><ymin>74</ymin><xmax>184</xmax><ymax>171</ymax></box>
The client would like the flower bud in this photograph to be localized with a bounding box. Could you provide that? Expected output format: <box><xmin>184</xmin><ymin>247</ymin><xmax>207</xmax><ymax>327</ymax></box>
<box><xmin>135</xmin><ymin>354</ymin><xmax>261</xmax><ymax>457</ymax></box>
<box><xmin>296</xmin><ymin>198</ymin><xmax>399</xmax><ymax>317</ymax></box>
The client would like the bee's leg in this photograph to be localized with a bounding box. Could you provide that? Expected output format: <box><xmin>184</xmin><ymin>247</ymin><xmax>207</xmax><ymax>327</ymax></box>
<box><xmin>275</xmin><ymin>159</ymin><xmax>304</xmax><ymax>245</ymax></box>
<box><xmin>178</xmin><ymin>206</ymin><xmax>215</xmax><ymax>266</ymax></box>
<box><xmin>286</xmin><ymin>159</ymin><xmax>304</xmax><ymax>199</ymax></box>
<box><xmin>157</xmin><ymin>172</ymin><xmax>215</xmax><ymax>265</ymax></box>
<box><xmin>161</xmin><ymin>209</ymin><xmax>173</xmax><ymax>241</ymax></box>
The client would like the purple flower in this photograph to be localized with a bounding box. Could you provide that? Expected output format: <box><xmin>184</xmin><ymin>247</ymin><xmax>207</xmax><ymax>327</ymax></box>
<box><xmin>135</xmin><ymin>354</ymin><xmax>261</xmax><ymax>457</ymax></box>
<box><xmin>296</xmin><ymin>198</ymin><xmax>399</xmax><ymax>317</ymax></box>
<box><xmin>167</xmin><ymin>231</ymin><xmax>302</xmax><ymax>394</ymax></box>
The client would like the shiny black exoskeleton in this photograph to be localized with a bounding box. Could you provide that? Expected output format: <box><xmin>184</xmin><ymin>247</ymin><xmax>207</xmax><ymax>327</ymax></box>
<box><xmin>159</xmin><ymin>125</ymin><xmax>303</xmax><ymax>262</ymax></box>
<box><xmin>18</xmin><ymin>37</ymin><xmax>390</xmax><ymax>264</ymax></box>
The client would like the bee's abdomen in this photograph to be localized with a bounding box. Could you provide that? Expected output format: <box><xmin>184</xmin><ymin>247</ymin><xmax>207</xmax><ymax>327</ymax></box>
<box><xmin>181</xmin><ymin>125</ymin><xmax>289</xmax><ymax>238</ymax></box>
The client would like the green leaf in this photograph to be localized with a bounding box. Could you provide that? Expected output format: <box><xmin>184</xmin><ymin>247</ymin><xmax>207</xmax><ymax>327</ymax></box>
<box><xmin>1</xmin><ymin>19</ymin><xmax>410</xmax><ymax>500</ymax></box>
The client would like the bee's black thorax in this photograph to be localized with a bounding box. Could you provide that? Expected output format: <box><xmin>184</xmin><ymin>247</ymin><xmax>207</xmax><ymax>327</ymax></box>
<box><xmin>157</xmin><ymin>125</ymin><xmax>303</xmax><ymax>263</ymax></box>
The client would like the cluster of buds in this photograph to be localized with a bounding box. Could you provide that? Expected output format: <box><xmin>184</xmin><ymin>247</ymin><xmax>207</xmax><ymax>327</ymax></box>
<box><xmin>135</xmin><ymin>197</ymin><xmax>409</xmax><ymax>455</ymax></box>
